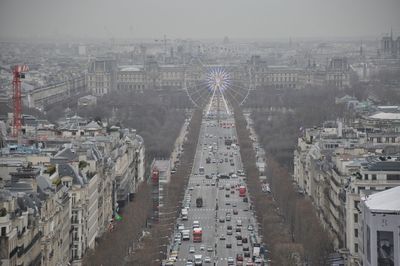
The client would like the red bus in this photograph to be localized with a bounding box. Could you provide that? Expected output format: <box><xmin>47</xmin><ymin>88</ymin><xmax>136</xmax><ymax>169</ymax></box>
<box><xmin>193</xmin><ymin>228</ymin><xmax>202</xmax><ymax>242</ymax></box>
<box><xmin>239</xmin><ymin>186</ymin><xmax>246</xmax><ymax>197</ymax></box>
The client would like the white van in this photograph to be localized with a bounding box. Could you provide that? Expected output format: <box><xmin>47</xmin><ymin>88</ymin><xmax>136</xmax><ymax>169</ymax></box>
<box><xmin>194</xmin><ymin>254</ymin><xmax>203</xmax><ymax>266</ymax></box>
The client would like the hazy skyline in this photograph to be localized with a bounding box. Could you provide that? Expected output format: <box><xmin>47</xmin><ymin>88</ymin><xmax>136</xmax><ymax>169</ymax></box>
<box><xmin>0</xmin><ymin>0</ymin><xmax>399</xmax><ymax>40</ymax></box>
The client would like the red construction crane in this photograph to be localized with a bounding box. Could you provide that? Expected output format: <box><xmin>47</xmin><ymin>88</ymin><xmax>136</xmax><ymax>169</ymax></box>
<box><xmin>12</xmin><ymin>65</ymin><xmax>29</xmax><ymax>138</ymax></box>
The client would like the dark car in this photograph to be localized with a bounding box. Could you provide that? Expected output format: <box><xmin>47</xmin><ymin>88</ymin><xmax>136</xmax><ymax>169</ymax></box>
<box><xmin>226</xmin><ymin>243</ymin><xmax>232</xmax><ymax>248</ymax></box>
<box><xmin>242</xmin><ymin>237</ymin><xmax>248</xmax><ymax>243</ymax></box>
<box><xmin>236</xmin><ymin>254</ymin><xmax>244</xmax><ymax>261</ymax></box>
<box><xmin>244</xmin><ymin>251</ymin><xmax>251</xmax><ymax>257</ymax></box>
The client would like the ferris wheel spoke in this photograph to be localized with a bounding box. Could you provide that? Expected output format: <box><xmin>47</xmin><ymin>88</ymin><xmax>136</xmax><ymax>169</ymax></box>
<box><xmin>227</xmin><ymin>84</ymin><xmax>247</xmax><ymax>98</ymax></box>
<box><xmin>223</xmin><ymin>87</ymin><xmax>242</xmax><ymax>106</ymax></box>
<box><xmin>206</xmin><ymin>88</ymin><xmax>217</xmax><ymax>115</ymax></box>
<box><xmin>188</xmin><ymin>83</ymin><xmax>207</xmax><ymax>97</ymax></box>
<box><xmin>192</xmin><ymin>85</ymin><xmax>211</xmax><ymax>104</ymax></box>
<box><xmin>219</xmin><ymin>88</ymin><xmax>231</xmax><ymax>115</ymax></box>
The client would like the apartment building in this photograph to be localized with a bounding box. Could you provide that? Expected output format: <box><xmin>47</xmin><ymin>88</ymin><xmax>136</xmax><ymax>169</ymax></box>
<box><xmin>294</xmin><ymin>117</ymin><xmax>400</xmax><ymax>265</ymax></box>
<box><xmin>0</xmin><ymin>117</ymin><xmax>145</xmax><ymax>266</ymax></box>
<box><xmin>345</xmin><ymin>158</ymin><xmax>400</xmax><ymax>264</ymax></box>
<box><xmin>26</xmin><ymin>75</ymin><xmax>85</xmax><ymax>110</ymax></box>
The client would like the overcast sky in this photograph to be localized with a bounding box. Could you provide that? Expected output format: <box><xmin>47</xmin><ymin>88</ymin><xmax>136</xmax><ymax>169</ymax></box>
<box><xmin>0</xmin><ymin>0</ymin><xmax>399</xmax><ymax>40</ymax></box>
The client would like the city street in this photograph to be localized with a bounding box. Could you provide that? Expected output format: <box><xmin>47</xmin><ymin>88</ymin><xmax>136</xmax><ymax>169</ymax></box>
<box><xmin>166</xmin><ymin>97</ymin><xmax>262</xmax><ymax>266</ymax></box>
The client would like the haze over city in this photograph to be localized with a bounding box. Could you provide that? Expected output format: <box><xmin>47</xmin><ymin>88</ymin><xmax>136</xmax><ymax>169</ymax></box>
<box><xmin>0</xmin><ymin>0</ymin><xmax>399</xmax><ymax>40</ymax></box>
<box><xmin>1</xmin><ymin>1</ymin><xmax>400</xmax><ymax>266</ymax></box>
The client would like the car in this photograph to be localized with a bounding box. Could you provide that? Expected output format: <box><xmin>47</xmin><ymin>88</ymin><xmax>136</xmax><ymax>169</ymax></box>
<box><xmin>207</xmin><ymin>246</ymin><xmax>213</xmax><ymax>252</ymax></box>
<box><xmin>230</xmin><ymin>190</ymin><xmax>234</xmax><ymax>194</ymax></box>
<box><xmin>233</xmin><ymin>209</ymin><xmax>238</xmax><ymax>215</ymax></box>
<box><xmin>227</xmin><ymin>225</ymin><xmax>233</xmax><ymax>230</ymax></box>
<box><xmin>247</xmin><ymin>225</ymin><xmax>254</xmax><ymax>231</ymax></box>
<box><xmin>219</xmin><ymin>217</ymin><xmax>225</xmax><ymax>223</ymax></box>
<box><xmin>237</xmin><ymin>240</ymin><xmax>243</xmax><ymax>246</ymax></box>
<box><xmin>236</xmin><ymin>253</ymin><xmax>244</xmax><ymax>261</ymax></box>
<box><xmin>237</xmin><ymin>220</ymin><xmax>242</xmax><ymax>226</ymax></box>
<box><xmin>227</xmin><ymin>229</ymin><xmax>233</xmax><ymax>235</ymax></box>
<box><xmin>226</xmin><ymin>216</ymin><xmax>231</xmax><ymax>222</ymax></box>
<box><xmin>206</xmin><ymin>183</ymin><xmax>210</xmax><ymax>186</ymax></box>
<box><xmin>236</xmin><ymin>234</ymin><xmax>242</xmax><ymax>240</ymax></box>
<box><xmin>243</xmin><ymin>208</ymin><xmax>249</xmax><ymax>212</ymax></box>
<box><xmin>225</xmin><ymin>194</ymin><xmax>230</xmax><ymax>198</ymax></box>
<box><xmin>211</xmin><ymin>182</ymin><xmax>216</xmax><ymax>186</ymax></box>
<box><xmin>232</xmin><ymin>203</ymin><xmax>237</xmax><ymax>207</ymax></box>
<box><xmin>225</xmin><ymin>202</ymin><xmax>231</xmax><ymax>206</ymax></box>
<box><xmin>243</xmin><ymin>246</ymin><xmax>250</xmax><ymax>252</ymax></box>
<box><xmin>189</xmin><ymin>187</ymin><xmax>194</xmax><ymax>191</ymax></box>
<box><xmin>244</xmin><ymin>251</ymin><xmax>251</xmax><ymax>258</ymax></box>
<box><xmin>236</xmin><ymin>227</ymin><xmax>241</xmax><ymax>232</ymax></box>
<box><xmin>200</xmin><ymin>245</ymin><xmax>205</xmax><ymax>251</ymax></box>
<box><xmin>165</xmin><ymin>260</ymin><xmax>175</xmax><ymax>266</ymax></box>
<box><xmin>204</xmin><ymin>256</ymin><xmax>211</xmax><ymax>263</ymax></box>
<box><xmin>189</xmin><ymin>246</ymin><xmax>195</xmax><ymax>253</ymax></box>
<box><xmin>242</xmin><ymin>237</ymin><xmax>248</xmax><ymax>243</ymax></box>
<box><xmin>226</xmin><ymin>243</ymin><xmax>232</xmax><ymax>248</ymax></box>
<box><xmin>243</xmin><ymin>197</ymin><xmax>248</xmax><ymax>202</ymax></box>
<box><xmin>219</xmin><ymin>234</ymin><xmax>226</xmax><ymax>240</ymax></box>
<box><xmin>196</xmin><ymin>183</ymin><xmax>200</xmax><ymax>187</ymax></box>
<box><xmin>227</xmin><ymin>257</ymin><xmax>234</xmax><ymax>265</ymax></box>
<box><xmin>185</xmin><ymin>261</ymin><xmax>194</xmax><ymax>266</ymax></box>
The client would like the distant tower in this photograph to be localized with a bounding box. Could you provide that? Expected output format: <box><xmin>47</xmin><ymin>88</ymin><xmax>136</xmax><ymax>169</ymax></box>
<box><xmin>359</xmin><ymin>40</ymin><xmax>363</xmax><ymax>57</ymax></box>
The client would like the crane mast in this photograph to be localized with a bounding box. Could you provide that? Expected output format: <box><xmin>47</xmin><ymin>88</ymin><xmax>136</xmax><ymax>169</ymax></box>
<box><xmin>12</xmin><ymin>65</ymin><xmax>29</xmax><ymax>139</ymax></box>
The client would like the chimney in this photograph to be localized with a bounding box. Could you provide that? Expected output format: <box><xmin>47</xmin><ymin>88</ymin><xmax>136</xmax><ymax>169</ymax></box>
<box><xmin>338</xmin><ymin>120</ymin><xmax>343</xmax><ymax>138</ymax></box>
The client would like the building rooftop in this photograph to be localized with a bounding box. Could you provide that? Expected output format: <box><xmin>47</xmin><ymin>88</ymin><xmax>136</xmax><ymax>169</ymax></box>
<box><xmin>367</xmin><ymin>160</ymin><xmax>400</xmax><ymax>171</ymax></box>
<box><xmin>364</xmin><ymin>186</ymin><xmax>400</xmax><ymax>213</ymax></box>
<box><xmin>369</xmin><ymin>112</ymin><xmax>400</xmax><ymax>120</ymax></box>
<box><xmin>153</xmin><ymin>159</ymin><xmax>170</xmax><ymax>172</ymax></box>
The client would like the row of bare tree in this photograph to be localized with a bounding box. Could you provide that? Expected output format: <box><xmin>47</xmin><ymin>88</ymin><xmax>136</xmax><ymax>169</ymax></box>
<box><xmin>233</xmin><ymin>104</ymin><xmax>333</xmax><ymax>265</ymax></box>
<box><xmin>83</xmin><ymin>182</ymin><xmax>152</xmax><ymax>265</ymax></box>
<box><xmin>79</xmin><ymin>91</ymin><xmax>190</xmax><ymax>265</ymax></box>
<box><xmin>128</xmin><ymin>108</ymin><xmax>203</xmax><ymax>265</ymax></box>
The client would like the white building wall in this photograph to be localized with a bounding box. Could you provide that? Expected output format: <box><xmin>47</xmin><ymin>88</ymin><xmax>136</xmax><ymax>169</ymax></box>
<box><xmin>361</xmin><ymin>205</ymin><xmax>400</xmax><ymax>266</ymax></box>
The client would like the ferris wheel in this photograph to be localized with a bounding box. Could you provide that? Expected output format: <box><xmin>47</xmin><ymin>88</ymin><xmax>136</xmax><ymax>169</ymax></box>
<box><xmin>183</xmin><ymin>58</ymin><xmax>252</xmax><ymax>110</ymax></box>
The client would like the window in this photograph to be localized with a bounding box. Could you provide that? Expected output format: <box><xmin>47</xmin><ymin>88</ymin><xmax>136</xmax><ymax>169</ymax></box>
<box><xmin>387</xmin><ymin>174</ymin><xmax>400</xmax><ymax>181</ymax></box>
<box><xmin>364</xmin><ymin>174</ymin><xmax>368</xmax><ymax>180</ymax></box>
<box><xmin>354</xmin><ymin>213</ymin><xmax>358</xmax><ymax>223</ymax></box>
<box><xmin>377</xmin><ymin>231</ymin><xmax>394</xmax><ymax>265</ymax></box>
<box><xmin>355</xmin><ymin>228</ymin><xmax>358</xmax><ymax>238</ymax></box>
<box><xmin>372</xmin><ymin>174</ymin><xmax>377</xmax><ymax>180</ymax></box>
<box><xmin>355</xmin><ymin>243</ymin><xmax>358</xmax><ymax>253</ymax></box>
<box><xmin>1</xmin><ymin>226</ymin><xmax>6</xmax><ymax>236</ymax></box>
